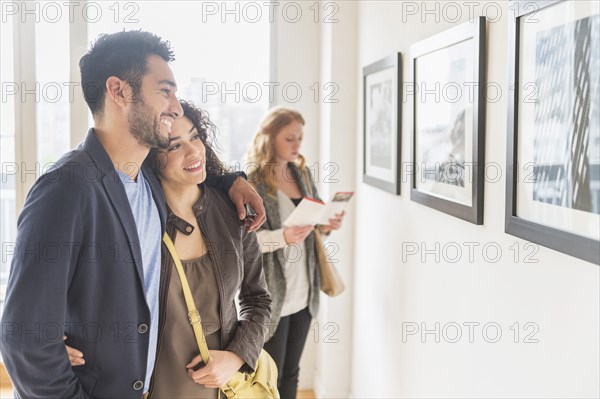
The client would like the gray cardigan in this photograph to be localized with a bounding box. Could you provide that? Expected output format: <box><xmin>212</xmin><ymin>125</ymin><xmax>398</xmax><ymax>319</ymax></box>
<box><xmin>253</xmin><ymin>163</ymin><xmax>321</xmax><ymax>340</ymax></box>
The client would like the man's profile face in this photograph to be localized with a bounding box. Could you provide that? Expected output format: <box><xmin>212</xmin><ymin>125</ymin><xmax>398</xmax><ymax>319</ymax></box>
<box><xmin>127</xmin><ymin>54</ymin><xmax>183</xmax><ymax>150</ymax></box>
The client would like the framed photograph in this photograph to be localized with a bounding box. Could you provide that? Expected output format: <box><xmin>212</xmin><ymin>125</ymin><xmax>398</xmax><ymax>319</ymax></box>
<box><xmin>506</xmin><ymin>0</ymin><xmax>600</xmax><ymax>265</ymax></box>
<box><xmin>410</xmin><ymin>17</ymin><xmax>486</xmax><ymax>224</ymax></box>
<box><xmin>363</xmin><ymin>53</ymin><xmax>402</xmax><ymax>195</ymax></box>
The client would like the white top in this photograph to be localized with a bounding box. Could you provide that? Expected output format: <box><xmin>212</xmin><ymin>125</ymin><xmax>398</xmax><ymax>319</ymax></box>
<box><xmin>257</xmin><ymin>190</ymin><xmax>310</xmax><ymax>317</ymax></box>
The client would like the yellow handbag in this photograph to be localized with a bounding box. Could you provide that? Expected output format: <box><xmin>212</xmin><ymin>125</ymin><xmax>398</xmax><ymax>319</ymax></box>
<box><xmin>163</xmin><ymin>233</ymin><xmax>280</xmax><ymax>399</ymax></box>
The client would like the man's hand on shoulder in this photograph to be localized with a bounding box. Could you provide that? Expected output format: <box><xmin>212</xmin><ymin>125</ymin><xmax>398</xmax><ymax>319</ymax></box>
<box><xmin>228</xmin><ymin>177</ymin><xmax>266</xmax><ymax>231</ymax></box>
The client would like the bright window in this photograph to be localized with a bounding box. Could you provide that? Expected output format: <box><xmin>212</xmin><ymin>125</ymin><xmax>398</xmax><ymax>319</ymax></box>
<box><xmin>87</xmin><ymin>1</ymin><xmax>271</xmax><ymax>165</ymax></box>
<box><xmin>35</xmin><ymin>17</ymin><xmax>71</xmax><ymax>165</ymax></box>
<box><xmin>0</xmin><ymin>13</ymin><xmax>16</xmax><ymax>317</ymax></box>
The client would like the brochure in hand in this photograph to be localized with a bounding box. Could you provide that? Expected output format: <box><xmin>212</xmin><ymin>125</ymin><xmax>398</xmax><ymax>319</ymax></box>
<box><xmin>283</xmin><ymin>192</ymin><xmax>354</xmax><ymax>227</ymax></box>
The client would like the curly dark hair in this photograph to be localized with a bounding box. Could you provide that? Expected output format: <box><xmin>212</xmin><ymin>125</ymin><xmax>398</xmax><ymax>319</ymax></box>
<box><xmin>79</xmin><ymin>30</ymin><xmax>175</xmax><ymax>118</ymax></box>
<box><xmin>147</xmin><ymin>99</ymin><xmax>228</xmax><ymax>179</ymax></box>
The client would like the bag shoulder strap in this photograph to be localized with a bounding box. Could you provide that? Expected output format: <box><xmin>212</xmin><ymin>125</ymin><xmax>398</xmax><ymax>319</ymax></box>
<box><xmin>162</xmin><ymin>232</ymin><xmax>211</xmax><ymax>364</ymax></box>
<box><xmin>300</xmin><ymin>166</ymin><xmax>314</xmax><ymax>198</ymax></box>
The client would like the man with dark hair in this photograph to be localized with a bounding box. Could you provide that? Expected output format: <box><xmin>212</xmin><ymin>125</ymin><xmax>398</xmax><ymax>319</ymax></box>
<box><xmin>0</xmin><ymin>30</ymin><xmax>265</xmax><ymax>398</ymax></box>
<box><xmin>79</xmin><ymin>30</ymin><xmax>177</xmax><ymax>119</ymax></box>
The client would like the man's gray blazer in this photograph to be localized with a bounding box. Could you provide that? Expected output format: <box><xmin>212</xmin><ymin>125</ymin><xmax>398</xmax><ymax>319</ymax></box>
<box><xmin>0</xmin><ymin>129</ymin><xmax>167</xmax><ymax>398</ymax></box>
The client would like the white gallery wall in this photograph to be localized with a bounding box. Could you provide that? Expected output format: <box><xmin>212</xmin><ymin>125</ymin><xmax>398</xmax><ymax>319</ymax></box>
<box><xmin>351</xmin><ymin>1</ymin><xmax>599</xmax><ymax>397</ymax></box>
<box><xmin>273</xmin><ymin>1</ymin><xmax>599</xmax><ymax>397</ymax></box>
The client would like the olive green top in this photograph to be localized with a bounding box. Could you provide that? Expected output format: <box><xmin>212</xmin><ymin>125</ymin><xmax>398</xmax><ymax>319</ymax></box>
<box><xmin>151</xmin><ymin>254</ymin><xmax>221</xmax><ymax>399</ymax></box>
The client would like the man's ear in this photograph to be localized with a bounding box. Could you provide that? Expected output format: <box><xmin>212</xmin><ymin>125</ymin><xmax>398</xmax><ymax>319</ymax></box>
<box><xmin>105</xmin><ymin>76</ymin><xmax>130</xmax><ymax>108</ymax></box>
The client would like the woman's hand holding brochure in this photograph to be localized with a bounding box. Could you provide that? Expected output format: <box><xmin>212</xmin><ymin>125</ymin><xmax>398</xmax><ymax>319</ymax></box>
<box><xmin>283</xmin><ymin>192</ymin><xmax>354</xmax><ymax>227</ymax></box>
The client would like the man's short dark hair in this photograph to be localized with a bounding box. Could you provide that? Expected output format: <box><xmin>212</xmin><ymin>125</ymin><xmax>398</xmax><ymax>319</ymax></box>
<box><xmin>79</xmin><ymin>30</ymin><xmax>175</xmax><ymax>118</ymax></box>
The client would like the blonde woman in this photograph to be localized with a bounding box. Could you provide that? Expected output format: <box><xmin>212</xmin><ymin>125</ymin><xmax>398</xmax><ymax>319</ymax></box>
<box><xmin>247</xmin><ymin>107</ymin><xmax>345</xmax><ymax>398</ymax></box>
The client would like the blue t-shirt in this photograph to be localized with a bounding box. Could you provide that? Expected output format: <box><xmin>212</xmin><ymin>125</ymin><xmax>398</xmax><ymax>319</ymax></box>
<box><xmin>118</xmin><ymin>168</ymin><xmax>161</xmax><ymax>392</ymax></box>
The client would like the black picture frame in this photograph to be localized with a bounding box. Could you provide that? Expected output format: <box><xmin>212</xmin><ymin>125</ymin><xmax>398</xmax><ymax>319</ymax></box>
<box><xmin>409</xmin><ymin>17</ymin><xmax>486</xmax><ymax>224</ymax></box>
<box><xmin>362</xmin><ymin>53</ymin><xmax>402</xmax><ymax>195</ymax></box>
<box><xmin>505</xmin><ymin>0</ymin><xmax>600</xmax><ymax>265</ymax></box>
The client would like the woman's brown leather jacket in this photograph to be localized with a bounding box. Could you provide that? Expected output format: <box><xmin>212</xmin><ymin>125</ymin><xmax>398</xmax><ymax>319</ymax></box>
<box><xmin>154</xmin><ymin>184</ymin><xmax>271</xmax><ymax>374</ymax></box>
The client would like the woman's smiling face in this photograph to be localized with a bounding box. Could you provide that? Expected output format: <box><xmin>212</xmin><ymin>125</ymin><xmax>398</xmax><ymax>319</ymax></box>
<box><xmin>157</xmin><ymin>116</ymin><xmax>207</xmax><ymax>187</ymax></box>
